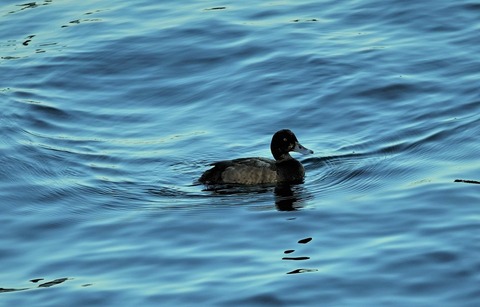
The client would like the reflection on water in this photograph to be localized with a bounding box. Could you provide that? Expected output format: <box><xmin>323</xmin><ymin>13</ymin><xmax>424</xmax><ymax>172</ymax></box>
<box><xmin>274</xmin><ymin>184</ymin><xmax>307</xmax><ymax>211</ymax></box>
<box><xmin>1</xmin><ymin>0</ymin><xmax>480</xmax><ymax>305</ymax></box>
<box><xmin>286</xmin><ymin>268</ymin><xmax>319</xmax><ymax>275</ymax></box>
<box><xmin>0</xmin><ymin>277</ymin><xmax>70</xmax><ymax>293</ymax></box>
<box><xmin>454</xmin><ymin>179</ymin><xmax>480</xmax><ymax>185</ymax></box>
<box><xmin>282</xmin><ymin>235</ymin><xmax>317</xmax><ymax>275</ymax></box>
<box><xmin>198</xmin><ymin>182</ymin><xmax>311</xmax><ymax>211</ymax></box>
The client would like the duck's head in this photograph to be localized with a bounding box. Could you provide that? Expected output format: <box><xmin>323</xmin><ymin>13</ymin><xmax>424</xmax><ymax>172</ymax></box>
<box><xmin>270</xmin><ymin>129</ymin><xmax>313</xmax><ymax>161</ymax></box>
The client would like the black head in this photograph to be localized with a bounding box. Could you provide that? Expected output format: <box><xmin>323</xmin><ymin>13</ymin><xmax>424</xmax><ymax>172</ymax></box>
<box><xmin>270</xmin><ymin>129</ymin><xmax>313</xmax><ymax>161</ymax></box>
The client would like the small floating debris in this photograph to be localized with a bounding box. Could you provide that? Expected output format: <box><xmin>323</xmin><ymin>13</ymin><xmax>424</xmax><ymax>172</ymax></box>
<box><xmin>454</xmin><ymin>179</ymin><xmax>480</xmax><ymax>185</ymax></box>
<box><xmin>298</xmin><ymin>237</ymin><xmax>312</xmax><ymax>244</ymax></box>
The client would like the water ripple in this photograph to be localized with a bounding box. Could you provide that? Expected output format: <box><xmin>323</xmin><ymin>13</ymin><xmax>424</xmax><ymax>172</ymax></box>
<box><xmin>1</xmin><ymin>0</ymin><xmax>480</xmax><ymax>306</ymax></box>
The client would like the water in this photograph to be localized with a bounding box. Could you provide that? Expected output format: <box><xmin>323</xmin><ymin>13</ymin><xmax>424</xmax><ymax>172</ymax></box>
<box><xmin>1</xmin><ymin>0</ymin><xmax>479</xmax><ymax>305</ymax></box>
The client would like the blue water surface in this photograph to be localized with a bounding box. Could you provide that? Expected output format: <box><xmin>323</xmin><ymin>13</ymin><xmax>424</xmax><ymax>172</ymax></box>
<box><xmin>1</xmin><ymin>0</ymin><xmax>480</xmax><ymax>306</ymax></box>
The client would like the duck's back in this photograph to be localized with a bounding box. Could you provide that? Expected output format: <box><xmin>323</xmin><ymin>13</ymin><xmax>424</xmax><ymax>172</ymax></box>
<box><xmin>199</xmin><ymin>157</ymin><xmax>277</xmax><ymax>185</ymax></box>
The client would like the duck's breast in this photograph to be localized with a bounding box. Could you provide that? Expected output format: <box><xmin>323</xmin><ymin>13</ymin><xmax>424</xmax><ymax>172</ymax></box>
<box><xmin>276</xmin><ymin>158</ymin><xmax>305</xmax><ymax>183</ymax></box>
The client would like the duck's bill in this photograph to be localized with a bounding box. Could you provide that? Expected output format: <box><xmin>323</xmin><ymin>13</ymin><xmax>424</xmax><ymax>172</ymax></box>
<box><xmin>293</xmin><ymin>142</ymin><xmax>314</xmax><ymax>155</ymax></box>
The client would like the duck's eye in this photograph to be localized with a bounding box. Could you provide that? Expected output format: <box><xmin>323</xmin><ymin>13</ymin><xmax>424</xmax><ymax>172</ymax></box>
<box><xmin>283</xmin><ymin>138</ymin><xmax>287</xmax><ymax>142</ymax></box>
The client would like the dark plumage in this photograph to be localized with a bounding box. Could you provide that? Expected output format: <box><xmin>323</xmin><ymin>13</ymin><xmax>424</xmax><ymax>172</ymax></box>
<box><xmin>199</xmin><ymin>129</ymin><xmax>313</xmax><ymax>185</ymax></box>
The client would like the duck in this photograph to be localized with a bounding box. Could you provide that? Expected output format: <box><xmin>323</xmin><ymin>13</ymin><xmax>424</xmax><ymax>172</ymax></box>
<box><xmin>199</xmin><ymin>129</ymin><xmax>313</xmax><ymax>185</ymax></box>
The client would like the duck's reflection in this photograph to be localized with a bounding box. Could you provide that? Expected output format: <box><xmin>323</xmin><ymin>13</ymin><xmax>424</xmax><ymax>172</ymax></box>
<box><xmin>201</xmin><ymin>182</ymin><xmax>310</xmax><ymax>211</ymax></box>
<box><xmin>274</xmin><ymin>184</ymin><xmax>307</xmax><ymax>211</ymax></box>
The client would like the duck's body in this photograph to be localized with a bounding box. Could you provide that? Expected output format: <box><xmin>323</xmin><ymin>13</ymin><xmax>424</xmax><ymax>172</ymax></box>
<box><xmin>199</xmin><ymin>129</ymin><xmax>313</xmax><ymax>185</ymax></box>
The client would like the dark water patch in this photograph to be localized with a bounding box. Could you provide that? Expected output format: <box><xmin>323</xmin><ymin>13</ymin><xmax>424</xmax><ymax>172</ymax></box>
<box><xmin>204</xmin><ymin>7</ymin><xmax>226</xmax><ymax>11</ymax></box>
<box><xmin>282</xmin><ymin>257</ymin><xmax>310</xmax><ymax>261</ymax></box>
<box><xmin>22</xmin><ymin>34</ymin><xmax>35</xmax><ymax>46</ymax></box>
<box><xmin>0</xmin><ymin>287</ymin><xmax>28</xmax><ymax>293</ymax></box>
<box><xmin>10</xmin><ymin>97</ymin><xmax>78</xmax><ymax>135</ymax></box>
<box><xmin>0</xmin><ymin>277</ymin><xmax>70</xmax><ymax>294</ymax></box>
<box><xmin>454</xmin><ymin>179</ymin><xmax>480</xmax><ymax>185</ymax></box>
<box><xmin>424</xmin><ymin>251</ymin><xmax>459</xmax><ymax>263</ymax></box>
<box><xmin>1</xmin><ymin>55</ymin><xmax>22</xmax><ymax>60</ymax></box>
<box><xmin>462</xmin><ymin>2</ymin><xmax>480</xmax><ymax>11</ymax></box>
<box><xmin>37</xmin><ymin>278</ymin><xmax>69</xmax><ymax>288</ymax></box>
<box><xmin>291</xmin><ymin>19</ymin><xmax>318</xmax><ymax>23</ymax></box>
<box><xmin>61</xmin><ymin>17</ymin><xmax>102</xmax><ymax>28</ymax></box>
<box><xmin>286</xmin><ymin>268</ymin><xmax>318</xmax><ymax>275</ymax></box>
<box><xmin>355</xmin><ymin>83</ymin><xmax>418</xmax><ymax>101</ymax></box>
<box><xmin>298</xmin><ymin>237</ymin><xmax>312</xmax><ymax>244</ymax></box>
<box><xmin>5</xmin><ymin>1</ymin><xmax>52</xmax><ymax>15</ymax></box>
